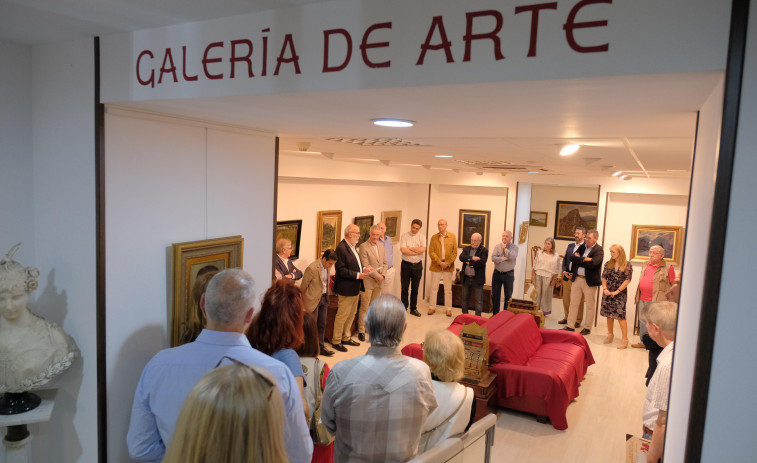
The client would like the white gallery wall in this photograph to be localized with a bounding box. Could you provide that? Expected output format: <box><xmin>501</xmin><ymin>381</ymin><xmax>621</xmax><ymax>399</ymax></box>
<box><xmin>104</xmin><ymin>109</ymin><xmax>276</xmax><ymax>462</ymax></box>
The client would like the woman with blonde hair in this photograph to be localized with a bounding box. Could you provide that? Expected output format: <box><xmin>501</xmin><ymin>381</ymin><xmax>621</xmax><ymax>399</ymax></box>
<box><xmin>417</xmin><ymin>329</ymin><xmax>475</xmax><ymax>453</ymax></box>
<box><xmin>162</xmin><ymin>361</ymin><xmax>288</xmax><ymax>463</ymax></box>
<box><xmin>600</xmin><ymin>244</ymin><xmax>633</xmax><ymax>348</ymax></box>
<box><xmin>531</xmin><ymin>237</ymin><xmax>562</xmax><ymax>315</ymax></box>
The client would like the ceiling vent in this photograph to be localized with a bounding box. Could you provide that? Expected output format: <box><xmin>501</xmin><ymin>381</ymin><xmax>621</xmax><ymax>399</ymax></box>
<box><xmin>325</xmin><ymin>137</ymin><xmax>421</xmax><ymax>147</ymax></box>
<box><xmin>455</xmin><ymin>160</ymin><xmax>549</xmax><ymax>172</ymax></box>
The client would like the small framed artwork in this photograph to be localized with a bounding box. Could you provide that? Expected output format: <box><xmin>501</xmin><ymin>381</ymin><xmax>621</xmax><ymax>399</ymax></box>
<box><xmin>629</xmin><ymin>225</ymin><xmax>685</xmax><ymax>264</ymax></box>
<box><xmin>171</xmin><ymin>236</ymin><xmax>244</xmax><ymax>347</ymax></box>
<box><xmin>317</xmin><ymin>210</ymin><xmax>342</xmax><ymax>258</ymax></box>
<box><xmin>458</xmin><ymin>209</ymin><xmax>491</xmax><ymax>247</ymax></box>
<box><xmin>354</xmin><ymin>215</ymin><xmax>375</xmax><ymax>247</ymax></box>
<box><xmin>276</xmin><ymin>220</ymin><xmax>303</xmax><ymax>259</ymax></box>
<box><xmin>381</xmin><ymin>210</ymin><xmax>402</xmax><ymax>243</ymax></box>
<box><xmin>554</xmin><ymin>201</ymin><xmax>599</xmax><ymax>240</ymax></box>
<box><xmin>529</xmin><ymin>211</ymin><xmax>548</xmax><ymax>227</ymax></box>
<box><xmin>518</xmin><ymin>221</ymin><xmax>529</xmax><ymax>244</ymax></box>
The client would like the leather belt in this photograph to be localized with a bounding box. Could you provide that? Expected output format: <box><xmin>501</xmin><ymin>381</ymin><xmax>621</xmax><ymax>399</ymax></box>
<box><xmin>576</xmin><ymin>275</ymin><xmax>585</xmax><ymax>278</ymax></box>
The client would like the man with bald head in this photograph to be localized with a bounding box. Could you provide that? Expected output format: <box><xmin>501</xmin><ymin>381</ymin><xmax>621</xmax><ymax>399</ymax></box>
<box><xmin>491</xmin><ymin>230</ymin><xmax>518</xmax><ymax>314</ymax></box>
<box><xmin>127</xmin><ymin>268</ymin><xmax>312</xmax><ymax>462</ymax></box>
<box><xmin>459</xmin><ymin>232</ymin><xmax>489</xmax><ymax>316</ymax></box>
<box><xmin>331</xmin><ymin>224</ymin><xmax>372</xmax><ymax>352</ymax></box>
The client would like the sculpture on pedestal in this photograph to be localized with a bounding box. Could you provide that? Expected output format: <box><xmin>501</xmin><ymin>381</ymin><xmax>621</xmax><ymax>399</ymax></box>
<box><xmin>0</xmin><ymin>244</ymin><xmax>79</xmax><ymax>414</ymax></box>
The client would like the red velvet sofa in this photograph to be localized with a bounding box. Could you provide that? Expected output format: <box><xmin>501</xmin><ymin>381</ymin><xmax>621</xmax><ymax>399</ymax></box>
<box><xmin>401</xmin><ymin>311</ymin><xmax>595</xmax><ymax>430</ymax></box>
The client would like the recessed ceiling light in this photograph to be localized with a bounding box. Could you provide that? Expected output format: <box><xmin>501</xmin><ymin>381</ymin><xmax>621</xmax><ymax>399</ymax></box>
<box><xmin>560</xmin><ymin>144</ymin><xmax>580</xmax><ymax>156</ymax></box>
<box><xmin>372</xmin><ymin>118</ymin><xmax>414</xmax><ymax>127</ymax></box>
<box><xmin>612</xmin><ymin>171</ymin><xmax>623</xmax><ymax>176</ymax></box>
<box><xmin>528</xmin><ymin>171</ymin><xmax>539</xmax><ymax>174</ymax></box>
<box><xmin>435</xmin><ymin>154</ymin><xmax>454</xmax><ymax>158</ymax></box>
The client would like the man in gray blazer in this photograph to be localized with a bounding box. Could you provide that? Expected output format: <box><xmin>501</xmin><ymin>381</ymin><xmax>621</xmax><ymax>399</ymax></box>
<box><xmin>357</xmin><ymin>224</ymin><xmax>387</xmax><ymax>341</ymax></box>
<box><xmin>301</xmin><ymin>249</ymin><xmax>338</xmax><ymax>356</ymax></box>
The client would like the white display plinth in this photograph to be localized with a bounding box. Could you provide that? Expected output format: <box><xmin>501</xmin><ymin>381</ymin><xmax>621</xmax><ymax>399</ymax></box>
<box><xmin>0</xmin><ymin>390</ymin><xmax>56</xmax><ymax>463</ymax></box>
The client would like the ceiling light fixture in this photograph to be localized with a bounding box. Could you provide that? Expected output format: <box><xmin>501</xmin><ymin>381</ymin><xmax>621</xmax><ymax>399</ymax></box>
<box><xmin>528</xmin><ymin>171</ymin><xmax>539</xmax><ymax>174</ymax></box>
<box><xmin>612</xmin><ymin>171</ymin><xmax>623</xmax><ymax>177</ymax></box>
<box><xmin>435</xmin><ymin>154</ymin><xmax>454</xmax><ymax>158</ymax></box>
<box><xmin>619</xmin><ymin>174</ymin><xmax>630</xmax><ymax>180</ymax></box>
<box><xmin>372</xmin><ymin>118</ymin><xmax>414</xmax><ymax>127</ymax></box>
<box><xmin>560</xmin><ymin>144</ymin><xmax>580</xmax><ymax>156</ymax></box>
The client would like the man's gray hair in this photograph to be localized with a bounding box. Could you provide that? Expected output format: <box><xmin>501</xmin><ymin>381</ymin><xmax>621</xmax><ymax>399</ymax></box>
<box><xmin>649</xmin><ymin>245</ymin><xmax>664</xmax><ymax>254</ymax></box>
<box><xmin>366</xmin><ymin>295</ymin><xmax>407</xmax><ymax>347</ymax></box>
<box><xmin>587</xmin><ymin>229</ymin><xmax>599</xmax><ymax>239</ymax></box>
<box><xmin>641</xmin><ymin>301</ymin><xmax>678</xmax><ymax>335</ymax></box>
<box><xmin>204</xmin><ymin>268</ymin><xmax>256</xmax><ymax>325</ymax></box>
<box><xmin>344</xmin><ymin>224</ymin><xmax>358</xmax><ymax>236</ymax></box>
<box><xmin>369</xmin><ymin>224</ymin><xmax>382</xmax><ymax>233</ymax></box>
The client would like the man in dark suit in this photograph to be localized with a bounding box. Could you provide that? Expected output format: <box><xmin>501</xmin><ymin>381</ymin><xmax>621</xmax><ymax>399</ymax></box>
<box><xmin>564</xmin><ymin>229</ymin><xmax>604</xmax><ymax>335</ymax></box>
<box><xmin>459</xmin><ymin>233</ymin><xmax>489</xmax><ymax>316</ymax></box>
<box><xmin>559</xmin><ymin>227</ymin><xmax>586</xmax><ymax>327</ymax></box>
<box><xmin>274</xmin><ymin>238</ymin><xmax>303</xmax><ymax>281</ymax></box>
<box><xmin>331</xmin><ymin>224</ymin><xmax>372</xmax><ymax>352</ymax></box>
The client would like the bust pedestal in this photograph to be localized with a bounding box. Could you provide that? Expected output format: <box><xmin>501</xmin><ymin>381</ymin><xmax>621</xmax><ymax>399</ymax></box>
<box><xmin>0</xmin><ymin>390</ymin><xmax>56</xmax><ymax>463</ymax></box>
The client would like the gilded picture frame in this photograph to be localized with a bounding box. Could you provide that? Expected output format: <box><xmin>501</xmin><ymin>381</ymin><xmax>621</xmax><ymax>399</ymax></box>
<box><xmin>629</xmin><ymin>224</ymin><xmax>684</xmax><ymax>264</ymax></box>
<box><xmin>170</xmin><ymin>236</ymin><xmax>243</xmax><ymax>347</ymax></box>
<box><xmin>554</xmin><ymin>201</ymin><xmax>598</xmax><ymax>240</ymax></box>
<box><xmin>458</xmin><ymin>209</ymin><xmax>491</xmax><ymax>247</ymax></box>
<box><xmin>381</xmin><ymin>210</ymin><xmax>402</xmax><ymax>243</ymax></box>
<box><xmin>316</xmin><ymin>210</ymin><xmax>342</xmax><ymax>258</ymax></box>
<box><xmin>529</xmin><ymin>211</ymin><xmax>548</xmax><ymax>227</ymax></box>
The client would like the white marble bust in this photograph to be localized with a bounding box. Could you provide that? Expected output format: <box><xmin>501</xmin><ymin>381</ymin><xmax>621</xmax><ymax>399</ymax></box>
<box><xmin>0</xmin><ymin>244</ymin><xmax>79</xmax><ymax>394</ymax></box>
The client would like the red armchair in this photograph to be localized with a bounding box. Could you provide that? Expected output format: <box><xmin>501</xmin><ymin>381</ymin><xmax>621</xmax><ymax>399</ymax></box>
<box><xmin>401</xmin><ymin>312</ymin><xmax>594</xmax><ymax>430</ymax></box>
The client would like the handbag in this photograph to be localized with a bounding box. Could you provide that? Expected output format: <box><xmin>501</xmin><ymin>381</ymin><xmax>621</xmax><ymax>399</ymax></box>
<box><xmin>308</xmin><ymin>358</ymin><xmax>335</xmax><ymax>445</ymax></box>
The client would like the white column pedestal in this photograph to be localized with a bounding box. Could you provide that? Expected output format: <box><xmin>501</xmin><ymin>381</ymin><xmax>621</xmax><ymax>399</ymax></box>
<box><xmin>0</xmin><ymin>390</ymin><xmax>56</xmax><ymax>463</ymax></box>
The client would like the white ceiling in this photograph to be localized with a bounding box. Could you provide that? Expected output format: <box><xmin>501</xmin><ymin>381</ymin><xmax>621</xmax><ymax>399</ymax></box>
<box><xmin>2</xmin><ymin>0</ymin><xmax>723</xmax><ymax>179</ymax></box>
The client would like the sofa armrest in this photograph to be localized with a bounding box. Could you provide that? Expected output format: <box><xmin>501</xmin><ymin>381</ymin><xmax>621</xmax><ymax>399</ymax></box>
<box><xmin>539</xmin><ymin>329</ymin><xmax>596</xmax><ymax>368</ymax></box>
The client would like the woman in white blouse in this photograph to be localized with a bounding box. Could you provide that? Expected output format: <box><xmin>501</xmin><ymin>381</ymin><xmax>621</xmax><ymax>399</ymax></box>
<box><xmin>531</xmin><ymin>237</ymin><xmax>562</xmax><ymax>315</ymax></box>
<box><xmin>417</xmin><ymin>330</ymin><xmax>475</xmax><ymax>454</ymax></box>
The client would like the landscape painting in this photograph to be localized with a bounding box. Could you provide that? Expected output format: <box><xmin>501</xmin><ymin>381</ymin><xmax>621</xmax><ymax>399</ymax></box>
<box><xmin>630</xmin><ymin>225</ymin><xmax>684</xmax><ymax>264</ymax></box>
<box><xmin>554</xmin><ymin>201</ymin><xmax>598</xmax><ymax>240</ymax></box>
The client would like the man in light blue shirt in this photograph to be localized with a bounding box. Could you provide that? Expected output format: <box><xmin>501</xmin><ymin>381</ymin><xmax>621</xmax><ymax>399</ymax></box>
<box><xmin>126</xmin><ymin>268</ymin><xmax>312</xmax><ymax>463</ymax></box>
<box><xmin>378</xmin><ymin>221</ymin><xmax>396</xmax><ymax>293</ymax></box>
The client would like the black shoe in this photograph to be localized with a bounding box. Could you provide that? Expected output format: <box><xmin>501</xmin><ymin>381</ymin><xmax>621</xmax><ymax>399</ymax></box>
<box><xmin>558</xmin><ymin>319</ymin><xmax>568</xmax><ymax>324</ymax></box>
<box><xmin>410</xmin><ymin>309</ymin><xmax>422</xmax><ymax>317</ymax></box>
<box><xmin>343</xmin><ymin>339</ymin><xmax>360</xmax><ymax>347</ymax></box>
<box><xmin>330</xmin><ymin>343</ymin><xmax>347</xmax><ymax>352</ymax></box>
<box><xmin>580</xmin><ymin>329</ymin><xmax>591</xmax><ymax>336</ymax></box>
<box><xmin>562</xmin><ymin>327</ymin><xmax>575</xmax><ymax>331</ymax></box>
<box><xmin>320</xmin><ymin>345</ymin><xmax>335</xmax><ymax>357</ymax></box>
<box><xmin>358</xmin><ymin>333</ymin><xmax>366</xmax><ymax>342</ymax></box>
<box><xmin>574</xmin><ymin>323</ymin><xmax>581</xmax><ymax>328</ymax></box>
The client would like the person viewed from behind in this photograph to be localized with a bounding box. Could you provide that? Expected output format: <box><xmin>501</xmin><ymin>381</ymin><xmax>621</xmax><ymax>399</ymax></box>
<box><xmin>600</xmin><ymin>244</ymin><xmax>633</xmax><ymax>349</ymax></box>
<box><xmin>322</xmin><ymin>294</ymin><xmax>437</xmax><ymax>463</ymax></box>
<box><xmin>633</xmin><ymin>245</ymin><xmax>678</xmax><ymax>383</ymax></box>
<box><xmin>417</xmin><ymin>330</ymin><xmax>475</xmax><ymax>454</ymax></box>
<box><xmin>531</xmin><ymin>237</ymin><xmax>561</xmax><ymax>316</ymax></box>
<box><xmin>178</xmin><ymin>266</ymin><xmax>219</xmax><ymax>345</ymax></box>
<box><xmin>640</xmin><ymin>301</ymin><xmax>678</xmax><ymax>463</ymax></box>
<box><xmin>247</xmin><ymin>278</ymin><xmax>309</xmax><ymax>419</ymax></box>
<box><xmin>426</xmin><ymin>218</ymin><xmax>458</xmax><ymax>316</ymax></box>
<box><xmin>127</xmin><ymin>268</ymin><xmax>312</xmax><ymax>463</ymax></box>
<box><xmin>162</xmin><ymin>362</ymin><xmax>288</xmax><ymax>463</ymax></box>
<box><xmin>459</xmin><ymin>233</ymin><xmax>488</xmax><ymax>316</ymax></box>
<box><xmin>297</xmin><ymin>314</ymin><xmax>335</xmax><ymax>463</ymax></box>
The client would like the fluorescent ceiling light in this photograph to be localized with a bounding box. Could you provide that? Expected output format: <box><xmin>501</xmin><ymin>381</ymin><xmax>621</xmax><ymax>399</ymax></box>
<box><xmin>372</xmin><ymin>118</ymin><xmax>414</xmax><ymax>127</ymax></box>
<box><xmin>619</xmin><ymin>174</ymin><xmax>629</xmax><ymax>180</ymax></box>
<box><xmin>528</xmin><ymin>171</ymin><xmax>539</xmax><ymax>174</ymax></box>
<box><xmin>435</xmin><ymin>154</ymin><xmax>454</xmax><ymax>158</ymax></box>
<box><xmin>612</xmin><ymin>171</ymin><xmax>623</xmax><ymax>176</ymax></box>
<box><xmin>560</xmin><ymin>144</ymin><xmax>580</xmax><ymax>156</ymax></box>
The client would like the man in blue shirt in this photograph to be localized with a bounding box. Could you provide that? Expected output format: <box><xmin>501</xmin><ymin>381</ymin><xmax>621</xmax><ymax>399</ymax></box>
<box><xmin>126</xmin><ymin>268</ymin><xmax>312</xmax><ymax>462</ymax></box>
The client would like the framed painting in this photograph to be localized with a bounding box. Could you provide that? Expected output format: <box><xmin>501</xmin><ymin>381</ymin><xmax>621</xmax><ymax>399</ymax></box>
<box><xmin>629</xmin><ymin>225</ymin><xmax>685</xmax><ymax>264</ymax></box>
<box><xmin>276</xmin><ymin>220</ymin><xmax>303</xmax><ymax>259</ymax></box>
<box><xmin>381</xmin><ymin>210</ymin><xmax>402</xmax><ymax>243</ymax></box>
<box><xmin>171</xmin><ymin>236</ymin><xmax>243</xmax><ymax>347</ymax></box>
<box><xmin>554</xmin><ymin>201</ymin><xmax>598</xmax><ymax>240</ymax></box>
<box><xmin>354</xmin><ymin>215</ymin><xmax>374</xmax><ymax>247</ymax></box>
<box><xmin>458</xmin><ymin>209</ymin><xmax>491</xmax><ymax>247</ymax></box>
<box><xmin>529</xmin><ymin>211</ymin><xmax>548</xmax><ymax>227</ymax></box>
<box><xmin>518</xmin><ymin>221</ymin><xmax>529</xmax><ymax>244</ymax></box>
<box><xmin>316</xmin><ymin>210</ymin><xmax>342</xmax><ymax>258</ymax></box>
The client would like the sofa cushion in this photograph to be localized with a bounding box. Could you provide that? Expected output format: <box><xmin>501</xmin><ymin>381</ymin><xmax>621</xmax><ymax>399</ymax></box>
<box><xmin>489</xmin><ymin>313</ymin><xmax>543</xmax><ymax>365</ymax></box>
<box><xmin>478</xmin><ymin>311</ymin><xmax>514</xmax><ymax>335</ymax></box>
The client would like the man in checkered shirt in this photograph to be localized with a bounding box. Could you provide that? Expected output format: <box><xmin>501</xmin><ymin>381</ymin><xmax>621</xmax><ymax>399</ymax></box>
<box><xmin>322</xmin><ymin>294</ymin><xmax>437</xmax><ymax>462</ymax></box>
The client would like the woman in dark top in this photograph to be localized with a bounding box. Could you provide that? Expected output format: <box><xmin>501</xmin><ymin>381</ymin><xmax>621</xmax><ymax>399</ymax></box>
<box><xmin>600</xmin><ymin>244</ymin><xmax>633</xmax><ymax>349</ymax></box>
